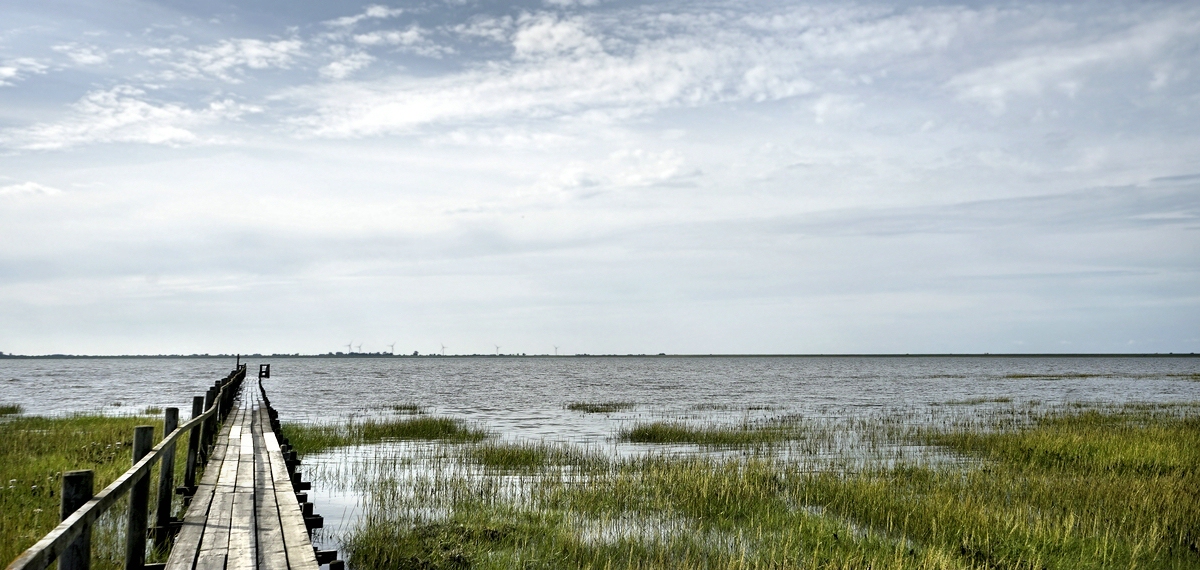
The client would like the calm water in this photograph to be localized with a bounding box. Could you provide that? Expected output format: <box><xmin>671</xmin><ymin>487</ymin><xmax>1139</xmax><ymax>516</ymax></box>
<box><xmin>4</xmin><ymin>356</ymin><xmax>1199</xmax><ymax>554</ymax></box>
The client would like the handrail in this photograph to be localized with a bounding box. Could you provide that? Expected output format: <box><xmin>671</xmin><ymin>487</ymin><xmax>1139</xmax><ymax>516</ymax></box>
<box><xmin>5</xmin><ymin>366</ymin><xmax>247</xmax><ymax>570</ymax></box>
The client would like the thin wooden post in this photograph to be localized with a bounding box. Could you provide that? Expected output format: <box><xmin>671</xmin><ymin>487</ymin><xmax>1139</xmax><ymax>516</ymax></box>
<box><xmin>153</xmin><ymin>407</ymin><xmax>178</xmax><ymax>549</ymax></box>
<box><xmin>183</xmin><ymin>396</ymin><xmax>203</xmax><ymax>490</ymax></box>
<box><xmin>59</xmin><ymin>470</ymin><xmax>94</xmax><ymax>570</ymax></box>
<box><xmin>201</xmin><ymin>389</ymin><xmax>216</xmax><ymax>458</ymax></box>
<box><xmin>125</xmin><ymin>426</ymin><xmax>153</xmax><ymax>570</ymax></box>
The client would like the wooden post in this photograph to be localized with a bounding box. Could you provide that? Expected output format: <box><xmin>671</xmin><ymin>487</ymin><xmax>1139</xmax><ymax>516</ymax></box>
<box><xmin>201</xmin><ymin>388</ymin><xmax>216</xmax><ymax>458</ymax></box>
<box><xmin>183</xmin><ymin>396</ymin><xmax>203</xmax><ymax>490</ymax></box>
<box><xmin>60</xmin><ymin>470</ymin><xmax>94</xmax><ymax>570</ymax></box>
<box><xmin>125</xmin><ymin>426</ymin><xmax>153</xmax><ymax>570</ymax></box>
<box><xmin>153</xmin><ymin>407</ymin><xmax>179</xmax><ymax>548</ymax></box>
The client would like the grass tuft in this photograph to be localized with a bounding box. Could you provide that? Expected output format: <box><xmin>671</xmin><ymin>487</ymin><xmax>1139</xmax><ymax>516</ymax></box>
<box><xmin>0</xmin><ymin>403</ymin><xmax>22</xmax><ymax>416</ymax></box>
<box><xmin>617</xmin><ymin>420</ymin><xmax>798</xmax><ymax>446</ymax></box>
<box><xmin>281</xmin><ymin>416</ymin><xmax>489</xmax><ymax>455</ymax></box>
<box><xmin>567</xmin><ymin>402</ymin><xmax>634</xmax><ymax>413</ymax></box>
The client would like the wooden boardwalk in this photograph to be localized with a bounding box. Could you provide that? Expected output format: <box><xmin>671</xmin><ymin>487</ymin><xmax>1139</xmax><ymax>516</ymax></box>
<box><xmin>166</xmin><ymin>389</ymin><xmax>320</xmax><ymax>570</ymax></box>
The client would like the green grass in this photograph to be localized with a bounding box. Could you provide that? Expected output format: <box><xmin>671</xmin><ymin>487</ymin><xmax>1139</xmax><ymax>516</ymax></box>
<box><xmin>617</xmin><ymin>420</ymin><xmax>800</xmax><ymax>446</ymax></box>
<box><xmin>937</xmin><ymin>397</ymin><xmax>1013</xmax><ymax>406</ymax></box>
<box><xmin>566</xmin><ymin>402</ymin><xmax>634</xmax><ymax>413</ymax></box>
<box><xmin>281</xmin><ymin>416</ymin><xmax>490</xmax><ymax>455</ymax></box>
<box><xmin>335</xmin><ymin>404</ymin><xmax>1200</xmax><ymax>570</ymax></box>
<box><xmin>465</xmin><ymin>442</ymin><xmax>605</xmax><ymax>472</ymax></box>
<box><xmin>390</xmin><ymin>403</ymin><xmax>425</xmax><ymax>414</ymax></box>
<box><xmin>0</xmin><ymin>413</ymin><xmax>194</xmax><ymax>569</ymax></box>
<box><xmin>0</xmin><ymin>403</ymin><xmax>22</xmax><ymax>415</ymax></box>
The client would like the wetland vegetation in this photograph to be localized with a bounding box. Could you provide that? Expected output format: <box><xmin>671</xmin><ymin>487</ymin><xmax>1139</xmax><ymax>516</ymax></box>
<box><xmin>0</xmin><ymin>410</ymin><xmax>192</xmax><ymax>568</ymax></box>
<box><xmin>294</xmin><ymin>402</ymin><xmax>1200</xmax><ymax>570</ymax></box>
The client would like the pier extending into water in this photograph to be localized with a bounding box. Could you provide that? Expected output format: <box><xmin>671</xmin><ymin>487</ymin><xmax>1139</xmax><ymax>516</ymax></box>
<box><xmin>5</xmin><ymin>364</ymin><xmax>338</xmax><ymax>570</ymax></box>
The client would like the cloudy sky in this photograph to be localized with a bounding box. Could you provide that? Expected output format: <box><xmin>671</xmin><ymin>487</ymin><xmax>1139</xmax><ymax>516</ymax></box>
<box><xmin>1</xmin><ymin>0</ymin><xmax>1197</xmax><ymax>356</ymax></box>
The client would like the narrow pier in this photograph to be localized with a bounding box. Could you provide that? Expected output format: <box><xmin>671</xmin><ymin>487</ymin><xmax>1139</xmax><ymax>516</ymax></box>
<box><xmin>166</xmin><ymin>388</ymin><xmax>324</xmax><ymax>570</ymax></box>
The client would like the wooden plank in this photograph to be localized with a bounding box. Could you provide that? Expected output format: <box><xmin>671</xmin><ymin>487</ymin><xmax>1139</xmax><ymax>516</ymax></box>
<box><xmin>263</xmin><ymin>416</ymin><xmax>319</xmax><ymax>569</ymax></box>
<box><xmin>165</xmin><ymin>402</ymin><xmax>238</xmax><ymax>570</ymax></box>
<box><xmin>193</xmin><ymin>406</ymin><xmax>246</xmax><ymax>570</ymax></box>
<box><xmin>254</xmin><ymin>403</ymin><xmax>289</xmax><ymax>570</ymax></box>
<box><xmin>226</xmin><ymin>398</ymin><xmax>258</xmax><ymax>570</ymax></box>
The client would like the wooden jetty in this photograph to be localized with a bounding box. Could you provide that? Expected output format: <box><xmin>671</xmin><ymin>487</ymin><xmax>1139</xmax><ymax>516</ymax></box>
<box><xmin>5</xmin><ymin>364</ymin><xmax>339</xmax><ymax>570</ymax></box>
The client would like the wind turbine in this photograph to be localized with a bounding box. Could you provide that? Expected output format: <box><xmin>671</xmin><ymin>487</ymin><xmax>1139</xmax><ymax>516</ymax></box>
<box><xmin>388</xmin><ymin>342</ymin><xmax>396</xmax><ymax>355</ymax></box>
<box><xmin>440</xmin><ymin>343</ymin><xmax>447</xmax><ymax>356</ymax></box>
<box><xmin>346</xmin><ymin>341</ymin><xmax>353</xmax><ymax>354</ymax></box>
<box><xmin>356</xmin><ymin>343</ymin><xmax>363</xmax><ymax>353</ymax></box>
<box><xmin>553</xmin><ymin>345</ymin><xmax>559</xmax><ymax>356</ymax></box>
<box><xmin>494</xmin><ymin>345</ymin><xmax>501</xmax><ymax>356</ymax></box>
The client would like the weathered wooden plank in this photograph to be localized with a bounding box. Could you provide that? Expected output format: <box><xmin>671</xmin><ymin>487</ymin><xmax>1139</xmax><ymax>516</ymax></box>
<box><xmin>194</xmin><ymin>406</ymin><xmax>246</xmax><ymax>570</ymax></box>
<box><xmin>264</xmin><ymin>425</ymin><xmax>319</xmax><ymax>569</ymax></box>
<box><xmin>254</xmin><ymin>403</ymin><xmax>289</xmax><ymax>570</ymax></box>
<box><xmin>165</xmin><ymin>400</ymin><xmax>238</xmax><ymax>570</ymax></box>
<box><xmin>226</xmin><ymin>400</ymin><xmax>258</xmax><ymax>570</ymax></box>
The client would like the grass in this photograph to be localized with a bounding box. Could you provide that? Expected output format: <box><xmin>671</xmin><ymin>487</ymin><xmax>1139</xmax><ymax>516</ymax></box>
<box><xmin>0</xmin><ymin>413</ymin><xmax>194</xmax><ymax>569</ymax></box>
<box><xmin>617</xmin><ymin>420</ymin><xmax>801</xmax><ymax>446</ymax></box>
<box><xmin>391</xmin><ymin>403</ymin><xmax>426</xmax><ymax>414</ymax></box>
<box><xmin>328</xmin><ymin>403</ymin><xmax>1200</xmax><ymax>569</ymax></box>
<box><xmin>465</xmin><ymin>442</ymin><xmax>605</xmax><ymax>473</ymax></box>
<box><xmin>0</xmin><ymin>403</ymin><xmax>22</xmax><ymax>415</ymax></box>
<box><xmin>281</xmin><ymin>416</ymin><xmax>490</xmax><ymax>455</ymax></box>
<box><xmin>937</xmin><ymin>397</ymin><xmax>1013</xmax><ymax>406</ymax></box>
<box><xmin>567</xmin><ymin>402</ymin><xmax>634</xmax><ymax>413</ymax></box>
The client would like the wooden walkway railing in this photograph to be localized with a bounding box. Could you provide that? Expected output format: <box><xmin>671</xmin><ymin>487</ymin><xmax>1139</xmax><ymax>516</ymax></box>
<box><xmin>4</xmin><ymin>363</ymin><xmax>340</xmax><ymax>570</ymax></box>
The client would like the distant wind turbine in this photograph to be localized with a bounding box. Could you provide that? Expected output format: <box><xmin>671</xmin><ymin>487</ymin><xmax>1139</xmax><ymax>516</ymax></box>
<box><xmin>356</xmin><ymin>343</ymin><xmax>363</xmax><ymax>353</ymax></box>
<box><xmin>495</xmin><ymin>345</ymin><xmax>501</xmax><ymax>355</ymax></box>
<box><xmin>346</xmin><ymin>341</ymin><xmax>353</xmax><ymax>354</ymax></box>
<box><xmin>553</xmin><ymin>345</ymin><xmax>559</xmax><ymax>356</ymax></box>
<box><xmin>388</xmin><ymin>342</ymin><xmax>396</xmax><ymax>355</ymax></box>
<box><xmin>440</xmin><ymin>343</ymin><xmax>447</xmax><ymax>356</ymax></box>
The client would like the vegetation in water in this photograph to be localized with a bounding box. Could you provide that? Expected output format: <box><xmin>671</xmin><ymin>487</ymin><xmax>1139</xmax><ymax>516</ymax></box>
<box><xmin>390</xmin><ymin>403</ymin><xmax>426</xmax><ymax>414</ymax></box>
<box><xmin>567</xmin><ymin>402</ymin><xmax>634</xmax><ymax>413</ymax></box>
<box><xmin>281</xmin><ymin>416</ymin><xmax>490</xmax><ymax>455</ymax></box>
<box><xmin>618</xmin><ymin>420</ymin><xmax>802</xmax><ymax>446</ymax></box>
<box><xmin>324</xmin><ymin>403</ymin><xmax>1200</xmax><ymax>569</ymax></box>
<box><xmin>0</xmin><ymin>413</ymin><xmax>194</xmax><ymax>569</ymax></box>
<box><xmin>0</xmin><ymin>403</ymin><xmax>22</xmax><ymax>415</ymax></box>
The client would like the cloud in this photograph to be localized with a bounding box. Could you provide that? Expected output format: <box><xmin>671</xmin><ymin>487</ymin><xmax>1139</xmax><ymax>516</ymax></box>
<box><xmin>155</xmin><ymin>39</ymin><xmax>304</xmax><ymax>83</ymax></box>
<box><xmin>0</xmin><ymin>86</ymin><xmax>260</xmax><ymax>150</ymax></box>
<box><xmin>52</xmin><ymin>44</ymin><xmax>108</xmax><ymax>65</ymax></box>
<box><xmin>0</xmin><ymin>181</ymin><xmax>63</xmax><ymax>197</ymax></box>
<box><xmin>325</xmin><ymin>5</ymin><xmax>404</xmax><ymax>28</ymax></box>
<box><xmin>353</xmin><ymin>25</ymin><xmax>455</xmax><ymax>57</ymax></box>
<box><xmin>0</xmin><ymin>58</ymin><xmax>48</xmax><ymax>86</ymax></box>
<box><xmin>288</xmin><ymin>12</ymin><xmax>823</xmax><ymax>137</ymax></box>
<box><xmin>512</xmin><ymin>14</ymin><xmax>603</xmax><ymax>59</ymax></box>
<box><xmin>320</xmin><ymin>51</ymin><xmax>375</xmax><ymax>79</ymax></box>
<box><xmin>948</xmin><ymin>17</ymin><xmax>1197</xmax><ymax>111</ymax></box>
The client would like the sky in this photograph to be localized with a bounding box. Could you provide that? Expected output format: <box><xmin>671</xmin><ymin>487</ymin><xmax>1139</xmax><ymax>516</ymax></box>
<box><xmin>0</xmin><ymin>0</ymin><xmax>1197</xmax><ymax>356</ymax></box>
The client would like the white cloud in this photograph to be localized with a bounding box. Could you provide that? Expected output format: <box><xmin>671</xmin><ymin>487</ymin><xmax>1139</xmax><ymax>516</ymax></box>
<box><xmin>0</xmin><ymin>58</ymin><xmax>48</xmax><ymax>86</ymax></box>
<box><xmin>512</xmin><ymin>14</ymin><xmax>603</xmax><ymax>59</ymax></box>
<box><xmin>0</xmin><ymin>86</ymin><xmax>260</xmax><ymax>150</ymax></box>
<box><xmin>0</xmin><ymin>181</ymin><xmax>63</xmax><ymax>197</ymax></box>
<box><xmin>539</xmin><ymin>149</ymin><xmax>688</xmax><ymax>195</ymax></box>
<box><xmin>52</xmin><ymin>44</ymin><xmax>108</xmax><ymax>65</ymax></box>
<box><xmin>321</xmin><ymin>51</ymin><xmax>375</xmax><ymax>79</ymax></box>
<box><xmin>156</xmin><ymin>39</ymin><xmax>304</xmax><ymax>83</ymax></box>
<box><xmin>325</xmin><ymin>5</ymin><xmax>404</xmax><ymax>28</ymax></box>
<box><xmin>948</xmin><ymin>18</ymin><xmax>1196</xmax><ymax>112</ymax></box>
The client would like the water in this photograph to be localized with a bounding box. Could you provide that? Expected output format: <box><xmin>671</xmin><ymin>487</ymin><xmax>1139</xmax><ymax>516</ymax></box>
<box><xmin>4</xmin><ymin>355</ymin><xmax>1198</xmax><ymax>555</ymax></box>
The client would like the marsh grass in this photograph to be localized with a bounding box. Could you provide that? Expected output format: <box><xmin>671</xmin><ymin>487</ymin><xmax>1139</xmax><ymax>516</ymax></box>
<box><xmin>936</xmin><ymin>397</ymin><xmax>1013</xmax><ymax>406</ymax></box>
<box><xmin>567</xmin><ymin>402</ymin><xmax>634</xmax><ymax>413</ymax></box>
<box><xmin>0</xmin><ymin>413</ymin><xmax>193</xmax><ymax>568</ymax></box>
<box><xmin>334</xmin><ymin>402</ymin><xmax>1200</xmax><ymax>570</ymax></box>
<box><xmin>465</xmin><ymin>442</ymin><xmax>605</xmax><ymax>473</ymax></box>
<box><xmin>390</xmin><ymin>403</ymin><xmax>425</xmax><ymax>414</ymax></box>
<box><xmin>141</xmin><ymin>406</ymin><xmax>162</xmax><ymax>416</ymax></box>
<box><xmin>0</xmin><ymin>403</ymin><xmax>22</xmax><ymax>415</ymax></box>
<box><xmin>281</xmin><ymin>416</ymin><xmax>490</xmax><ymax>456</ymax></box>
<box><xmin>617</xmin><ymin>420</ymin><xmax>802</xmax><ymax>446</ymax></box>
